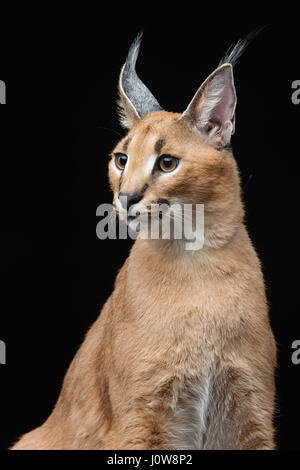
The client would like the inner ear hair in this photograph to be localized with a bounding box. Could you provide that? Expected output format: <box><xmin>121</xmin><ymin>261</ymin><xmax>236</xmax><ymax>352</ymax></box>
<box><xmin>180</xmin><ymin>63</ymin><xmax>237</xmax><ymax>147</ymax></box>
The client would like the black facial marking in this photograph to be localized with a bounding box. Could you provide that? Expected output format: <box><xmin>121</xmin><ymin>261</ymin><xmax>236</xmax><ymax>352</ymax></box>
<box><xmin>144</xmin><ymin>125</ymin><xmax>151</xmax><ymax>136</ymax></box>
<box><xmin>141</xmin><ymin>184</ymin><xmax>149</xmax><ymax>194</ymax></box>
<box><xmin>123</xmin><ymin>136</ymin><xmax>132</xmax><ymax>152</ymax></box>
<box><xmin>157</xmin><ymin>199</ymin><xmax>170</xmax><ymax>219</ymax></box>
<box><xmin>155</xmin><ymin>138</ymin><xmax>165</xmax><ymax>155</ymax></box>
<box><xmin>118</xmin><ymin>172</ymin><xmax>123</xmax><ymax>192</ymax></box>
<box><xmin>157</xmin><ymin>198</ymin><xmax>169</xmax><ymax>206</ymax></box>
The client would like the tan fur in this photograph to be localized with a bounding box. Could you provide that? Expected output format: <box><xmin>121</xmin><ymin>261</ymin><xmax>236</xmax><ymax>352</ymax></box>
<box><xmin>12</xmin><ymin>111</ymin><xmax>276</xmax><ymax>450</ymax></box>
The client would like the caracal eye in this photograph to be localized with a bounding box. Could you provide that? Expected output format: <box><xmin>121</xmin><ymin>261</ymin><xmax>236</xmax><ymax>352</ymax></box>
<box><xmin>158</xmin><ymin>155</ymin><xmax>179</xmax><ymax>173</ymax></box>
<box><xmin>114</xmin><ymin>153</ymin><xmax>128</xmax><ymax>170</ymax></box>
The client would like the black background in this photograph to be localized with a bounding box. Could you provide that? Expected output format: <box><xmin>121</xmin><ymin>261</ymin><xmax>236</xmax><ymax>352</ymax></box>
<box><xmin>0</xmin><ymin>1</ymin><xmax>299</xmax><ymax>451</ymax></box>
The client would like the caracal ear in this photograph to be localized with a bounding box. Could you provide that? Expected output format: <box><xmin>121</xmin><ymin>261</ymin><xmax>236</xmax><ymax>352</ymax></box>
<box><xmin>118</xmin><ymin>33</ymin><xmax>163</xmax><ymax>129</ymax></box>
<box><xmin>180</xmin><ymin>63</ymin><xmax>237</xmax><ymax>147</ymax></box>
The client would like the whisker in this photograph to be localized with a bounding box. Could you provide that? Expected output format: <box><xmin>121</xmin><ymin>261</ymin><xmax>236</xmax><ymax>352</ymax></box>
<box><xmin>96</xmin><ymin>126</ymin><xmax>123</xmax><ymax>138</ymax></box>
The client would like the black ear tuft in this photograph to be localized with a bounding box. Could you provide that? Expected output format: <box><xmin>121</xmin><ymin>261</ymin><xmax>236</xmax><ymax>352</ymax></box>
<box><xmin>218</xmin><ymin>26</ymin><xmax>266</xmax><ymax>67</ymax></box>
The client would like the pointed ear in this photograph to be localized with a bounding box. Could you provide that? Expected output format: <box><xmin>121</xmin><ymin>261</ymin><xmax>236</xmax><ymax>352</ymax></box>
<box><xmin>117</xmin><ymin>33</ymin><xmax>162</xmax><ymax>129</ymax></box>
<box><xmin>180</xmin><ymin>63</ymin><xmax>237</xmax><ymax>146</ymax></box>
<box><xmin>118</xmin><ymin>64</ymin><xmax>140</xmax><ymax>129</ymax></box>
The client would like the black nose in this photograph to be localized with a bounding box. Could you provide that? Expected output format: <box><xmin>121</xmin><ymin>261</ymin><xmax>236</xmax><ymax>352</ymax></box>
<box><xmin>119</xmin><ymin>191</ymin><xmax>142</xmax><ymax>210</ymax></box>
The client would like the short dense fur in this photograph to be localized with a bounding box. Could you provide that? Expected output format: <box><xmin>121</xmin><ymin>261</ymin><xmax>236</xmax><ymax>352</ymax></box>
<box><xmin>12</xmin><ymin>35</ymin><xmax>276</xmax><ymax>450</ymax></box>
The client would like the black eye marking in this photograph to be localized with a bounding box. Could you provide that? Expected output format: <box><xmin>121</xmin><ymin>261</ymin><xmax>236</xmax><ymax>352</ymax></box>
<box><xmin>141</xmin><ymin>184</ymin><xmax>149</xmax><ymax>194</ymax></box>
